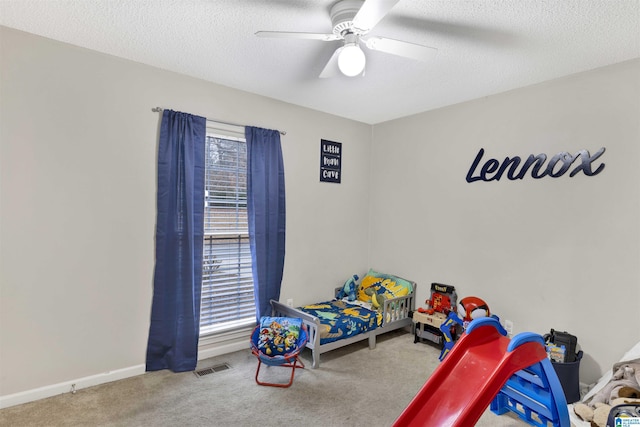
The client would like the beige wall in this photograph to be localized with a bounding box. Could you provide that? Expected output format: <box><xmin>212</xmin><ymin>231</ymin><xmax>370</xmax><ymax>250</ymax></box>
<box><xmin>0</xmin><ymin>27</ymin><xmax>371</xmax><ymax>401</ymax></box>
<box><xmin>370</xmin><ymin>58</ymin><xmax>640</xmax><ymax>384</ymax></box>
<box><xmin>2</xmin><ymin>24</ymin><xmax>638</xmax><ymax>405</ymax></box>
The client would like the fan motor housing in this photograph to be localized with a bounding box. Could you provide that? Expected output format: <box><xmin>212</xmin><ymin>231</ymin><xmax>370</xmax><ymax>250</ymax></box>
<box><xmin>331</xmin><ymin>0</ymin><xmax>364</xmax><ymax>36</ymax></box>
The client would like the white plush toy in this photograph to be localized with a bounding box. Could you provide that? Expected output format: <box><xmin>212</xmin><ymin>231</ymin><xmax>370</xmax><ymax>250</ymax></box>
<box><xmin>573</xmin><ymin>359</ymin><xmax>640</xmax><ymax>427</ymax></box>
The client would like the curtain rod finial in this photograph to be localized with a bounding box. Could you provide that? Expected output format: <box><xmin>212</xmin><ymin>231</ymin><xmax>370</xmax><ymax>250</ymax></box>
<box><xmin>152</xmin><ymin>107</ymin><xmax>163</xmax><ymax>112</ymax></box>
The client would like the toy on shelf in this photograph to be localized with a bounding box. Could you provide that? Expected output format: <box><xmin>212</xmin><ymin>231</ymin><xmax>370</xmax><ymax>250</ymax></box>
<box><xmin>439</xmin><ymin>296</ymin><xmax>495</xmax><ymax>361</ymax></box>
<box><xmin>413</xmin><ymin>283</ymin><xmax>457</xmax><ymax>348</ymax></box>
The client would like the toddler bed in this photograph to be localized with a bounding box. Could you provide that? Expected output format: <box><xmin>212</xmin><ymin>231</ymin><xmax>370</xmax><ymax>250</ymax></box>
<box><xmin>270</xmin><ymin>269</ymin><xmax>416</xmax><ymax>368</ymax></box>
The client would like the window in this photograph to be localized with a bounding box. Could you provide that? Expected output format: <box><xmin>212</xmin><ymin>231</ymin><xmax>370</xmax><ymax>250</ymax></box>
<box><xmin>200</xmin><ymin>127</ymin><xmax>256</xmax><ymax>335</ymax></box>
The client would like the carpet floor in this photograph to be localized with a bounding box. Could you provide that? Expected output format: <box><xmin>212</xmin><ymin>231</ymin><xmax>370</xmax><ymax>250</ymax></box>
<box><xmin>1</xmin><ymin>330</ymin><xmax>538</xmax><ymax>426</ymax></box>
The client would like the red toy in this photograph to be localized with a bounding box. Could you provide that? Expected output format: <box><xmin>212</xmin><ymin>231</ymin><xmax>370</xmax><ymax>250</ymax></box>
<box><xmin>439</xmin><ymin>296</ymin><xmax>492</xmax><ymax>361</ymax></box>
<box><xmin>414</xmin><ymin>283</ymin><xmax>458</xmax><ymax>348</ymax></box>
<box><xmin>393</xmin><ymin>318</ymin><xmax>570</xmax><ymax>427</ymax></box>
<box><xmin>457</xmin><ymin>296</ymin><xmax>490</xmax><ymax>323</ymax></box>
<box><xmin>418</xmin><ymin>283</ymin><xmax>457</xmax><ymax>315</ymax></box>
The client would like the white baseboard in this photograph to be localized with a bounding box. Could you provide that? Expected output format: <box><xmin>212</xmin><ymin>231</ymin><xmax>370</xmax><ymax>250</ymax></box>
<box><xmin>0</xmin><ymin>364</ymin><xmax>146</xmax><ymax>409</ymax></box>
<box><xmin>0</xmin><ymin>351</ymin><xmax>599</xmax><ymax>410</ymax></box>
<box><xmin>197</xmin><ymin>327</ymin><xmax>252</xmax><ymax>361</ymax></box>
<box><xmin>198</xmin><ymin>340</ymin><xmax>250</xmax><ymax>360</ymax></box>
<box><xmin>1</xmin><ymin>331</ymin><xmax>252</xmax><ymax>409</ymax></box>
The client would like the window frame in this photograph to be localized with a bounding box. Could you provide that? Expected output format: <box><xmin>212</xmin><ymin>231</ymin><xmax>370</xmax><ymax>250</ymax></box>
<box><xmin>199</xmin><ymin>124</ymin><xmax>256</xmax><ymax>337</ymax></box>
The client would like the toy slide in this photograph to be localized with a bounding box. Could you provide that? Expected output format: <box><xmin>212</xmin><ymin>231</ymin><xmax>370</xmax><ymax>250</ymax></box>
<box><xmin>393</xmin><ymin>317</ymin><xmax>560</xmax><ymax>427</ymax></box>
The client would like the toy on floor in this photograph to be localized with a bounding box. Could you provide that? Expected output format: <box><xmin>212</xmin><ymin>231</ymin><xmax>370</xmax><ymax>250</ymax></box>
<box><xmin>413</xmin><ymin>283</ymin><xmax>457</xmax><ymax>347</ymax></box>
<box><xmin>458</xmin><ymin>296</ymin><xmax>491</xmax><ymax>325</ymax></box>
<box><xmin>573</xmin><ymin>358</ymin><xmax>640</xmax><ymax>427</ymax></box>
<box><xmin>394</xmin><ymin>317</ymin><xmax>570</xmax><ymax>427</ymax></box>
<box><xmin>439</xmin><ymin>295</ymin><xmax>494</xmax><ymax>361</ymax></box>
<box><xmin>576</xmin><ymin>397</ymin><xmax>640</xmax><ymax>427</ymax></box>
<box><xmin>606</xmin><ymin>402</ymin><xmax>640</xmax><ymax>427</ymax></box>
<box><xmin>418</xmin><ymin>283</ymin><xmax>457</xmax><ymax>315</ymax></box>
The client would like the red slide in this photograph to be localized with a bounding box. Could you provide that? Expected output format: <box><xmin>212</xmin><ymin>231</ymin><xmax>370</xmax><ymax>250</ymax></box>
<box><xmin>393</xmin><ymin>317</ymin><xmax>547</xmax><ymax>427</ymax></box>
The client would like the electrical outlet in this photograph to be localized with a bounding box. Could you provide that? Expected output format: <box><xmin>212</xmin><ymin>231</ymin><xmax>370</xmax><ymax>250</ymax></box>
<box><xmin>504</xmin><ymin>319</ymin><xmax>514</xmax><ymax>337</ymax></box>
<box><xmin>286</xmin><ymin>298</ymin><xmax>293</xmax><ymax>307</ymax></box>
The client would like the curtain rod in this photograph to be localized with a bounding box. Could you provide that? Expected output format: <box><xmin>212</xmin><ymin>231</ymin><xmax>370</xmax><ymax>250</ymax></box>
<box><xmin>151</xmin><ymin>107</ymin><xmax>286</xmax><ymax>135</ymax></box>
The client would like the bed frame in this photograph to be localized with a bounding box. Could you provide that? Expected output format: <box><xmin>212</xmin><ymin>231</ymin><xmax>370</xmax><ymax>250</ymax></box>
<box><xmin>270</xmin><ymin>280</ymin><xmax>416</xmax><ymax>368</ymax></box>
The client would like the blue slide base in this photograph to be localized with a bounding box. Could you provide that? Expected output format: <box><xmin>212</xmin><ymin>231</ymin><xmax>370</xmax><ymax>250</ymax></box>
<box><xmin>491</xmin><ymin>358</ymin><xmax>570</xmax><ymax>427</ymax></box>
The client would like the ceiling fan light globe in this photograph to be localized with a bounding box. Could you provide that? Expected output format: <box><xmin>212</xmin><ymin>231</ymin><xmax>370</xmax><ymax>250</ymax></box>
<box><xmin>338</xmin><ymin>44</ymin><xmax>366</xmax><ymax>77</ymax></box>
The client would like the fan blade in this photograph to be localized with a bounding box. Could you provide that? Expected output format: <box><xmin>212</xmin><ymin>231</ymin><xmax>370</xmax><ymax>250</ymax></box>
<box><xmin>319</xmin><ymin>46</ymin><xmax>343</xmax><ymax>78</ymax></box>
<box><xmin>352</xmin><ymin>0</ymin><xmax>400</xmax><ymax>33</ymax></box>
<box><xmin>363</xmin><ymin>36</ymin><xmax>437</xmax><ymax>61</ymax></box>
<box><xmin>255</xmin><ymin>31</ymin><xmax>340</xmax><ymax>41</ymax></box>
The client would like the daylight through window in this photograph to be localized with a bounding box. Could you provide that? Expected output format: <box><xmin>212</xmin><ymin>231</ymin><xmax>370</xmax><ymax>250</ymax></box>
<box><xmin>200</xmin><ymin>131</ymin><xmax>256</xmax><ymax>335</ymax></box>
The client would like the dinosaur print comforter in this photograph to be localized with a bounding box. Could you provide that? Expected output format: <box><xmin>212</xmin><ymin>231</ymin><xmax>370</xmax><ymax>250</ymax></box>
<box><xmin>298</xmin><ymin>299</ymin><xmax>383</xmax><ymax>345</ymax></box>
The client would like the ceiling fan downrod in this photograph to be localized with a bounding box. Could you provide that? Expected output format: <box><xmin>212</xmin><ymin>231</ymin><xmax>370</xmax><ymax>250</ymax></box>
<box><xmin>331</xmin><ymin>0</ymin><xmax>364</xmax><ymax>36</ymax></box>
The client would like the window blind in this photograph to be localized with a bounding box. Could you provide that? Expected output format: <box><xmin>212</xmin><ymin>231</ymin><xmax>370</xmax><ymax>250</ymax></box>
<box><xmin>200</xmin><ymin>134</ymin><xmax>256</xmax><ymax>334</ymax></box>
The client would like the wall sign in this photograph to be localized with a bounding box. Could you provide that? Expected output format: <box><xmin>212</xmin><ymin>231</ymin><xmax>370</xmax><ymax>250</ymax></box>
<box><xmin>320</xmin><ymin>139</ymin><xmax>342</xmax><ymax>183</ymax></box>
<box><xmin>466</xmin><ymin>147</ymin><xmax>606</xmax><ymax>183</ymax></box>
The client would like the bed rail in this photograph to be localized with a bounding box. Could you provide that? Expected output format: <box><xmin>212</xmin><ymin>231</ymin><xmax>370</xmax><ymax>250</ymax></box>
<box><xmin>270</xmin><ymin>280</ymin><xmax>416</xmax><ymax>368</ymax></box>
<box><xmin>270</xmin><ymin>299</ymin><xmax>323</xmax><ymax>367</ymax></box>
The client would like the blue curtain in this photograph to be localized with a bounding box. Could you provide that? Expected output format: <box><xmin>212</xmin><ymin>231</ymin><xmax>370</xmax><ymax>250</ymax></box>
<box><xmin>245</xmin><ymin>126</ymin><xmax>286</xmax><ymax>321</ymax></box>
<box><xmin>146</xmin><ymin>110</ymin><xmax>206</xmax><ymax>372</ymax></box>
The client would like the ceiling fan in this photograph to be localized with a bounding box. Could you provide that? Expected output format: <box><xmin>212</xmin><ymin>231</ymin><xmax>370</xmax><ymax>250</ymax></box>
<box><xmin>255</xmin><ymin>0</ymin><xmax>437</xmax><ymax>78</ymax></box>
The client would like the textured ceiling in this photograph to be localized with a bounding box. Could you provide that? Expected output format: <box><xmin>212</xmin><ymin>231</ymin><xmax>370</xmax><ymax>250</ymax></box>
<box><xmin>1</xmin><ymin>0</ymin><xmax>639</xmax><ymax>124</ymax></box>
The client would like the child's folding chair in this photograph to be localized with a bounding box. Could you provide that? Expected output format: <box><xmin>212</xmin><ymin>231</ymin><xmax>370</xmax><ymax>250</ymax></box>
<box><xmin>250</xmin><ymin>316</ymin><xmax>308</xmax><ymax>388</ymax></box>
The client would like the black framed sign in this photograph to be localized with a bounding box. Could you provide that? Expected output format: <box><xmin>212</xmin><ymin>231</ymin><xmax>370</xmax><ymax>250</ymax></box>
<box><xmin>320</xmin><ymin>139</ymin><xmax>342</xmax><ymax>183</ymax></box>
